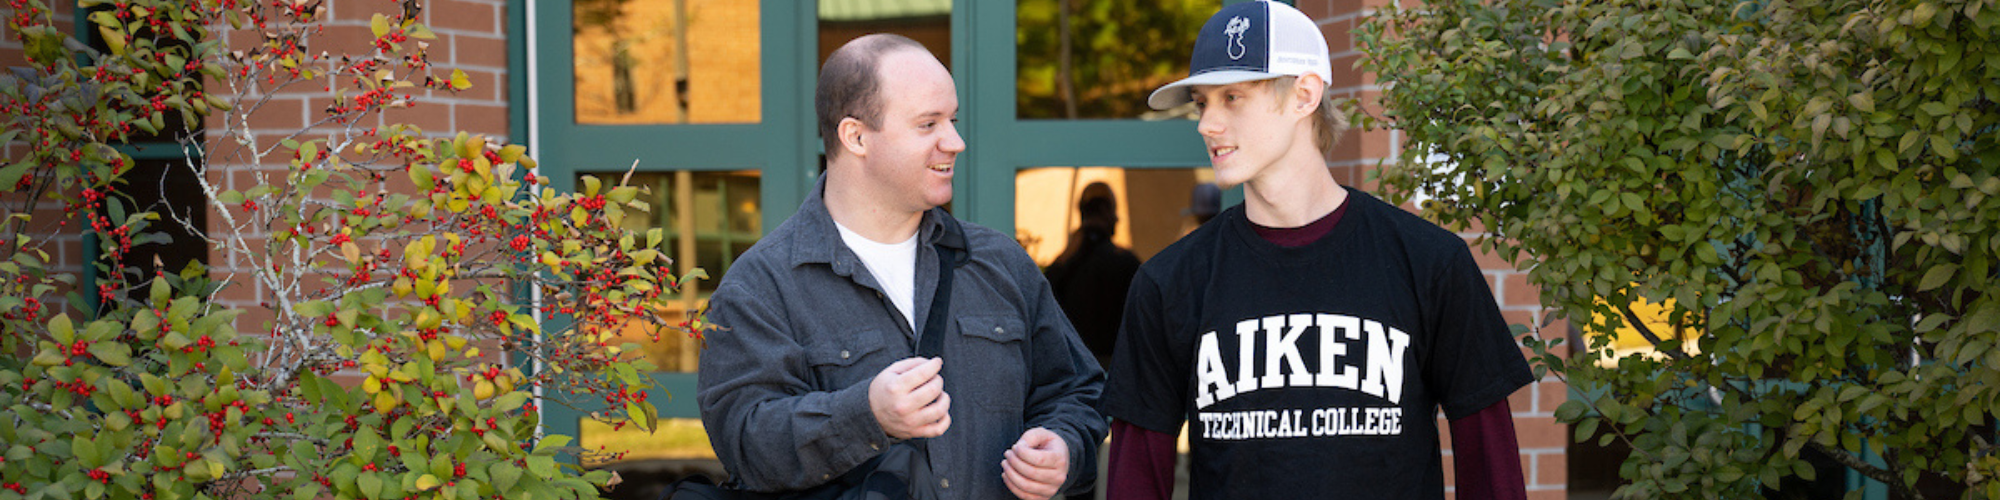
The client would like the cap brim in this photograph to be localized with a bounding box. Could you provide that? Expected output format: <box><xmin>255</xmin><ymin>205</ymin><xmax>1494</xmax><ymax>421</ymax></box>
<box><xmin>1147</xmin><ymin>70</ymin><xmax>1284</xmax><ymax>110</ymax></box>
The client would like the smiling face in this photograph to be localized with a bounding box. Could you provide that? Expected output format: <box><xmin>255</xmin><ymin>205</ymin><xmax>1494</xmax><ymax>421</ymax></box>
<box><xmin>848</xmin><ymin>48</ymin><xmax>964</xmax><ymax>214</ymax></box>
<box><xmin>1190</xmin><ymin>79</ymin><xmax>1308</xmax><ymax>189</ymax></box>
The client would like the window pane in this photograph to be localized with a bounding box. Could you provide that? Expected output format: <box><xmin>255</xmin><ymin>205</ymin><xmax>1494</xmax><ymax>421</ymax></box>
<box><xmin>583</xmin><ymin>170</ymin><xmax>761</xmax><ymax>373</ymax></box>
<box><xmin>1015</xmin><ymin>167</ymin><xmax>1213</xmax><ymax>367</ymax></box>
<box><xmin>1015</xmin><ymin>167</ymin><xmax>1213</xmax><ymax>265</ymax></box>
<box><xmin>573</xmin><ymin>0</ymin><xmax>761</xmax><ymax>124</ymax></box>
<box><xmin>110</xmin><ymin>158</ymin><xmax>208</xmax><ymax>289</ymax></box>
<box><xmin>1016</xmin><ymin>0</ymin><xmax>1217</xmax><ymax>120</ymax></box>
<box><xmin>580</xmin><ymin>418</ymin><xmax>722</xmax><ymax>475</ymax></box>
<box><xmin>818</xmin><ymin>0</ymin><xmax>952</xmax><ymax>69</ymax></box>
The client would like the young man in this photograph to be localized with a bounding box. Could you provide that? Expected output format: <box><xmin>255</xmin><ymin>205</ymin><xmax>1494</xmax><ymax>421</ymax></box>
<box><xmin>697</xmin><ymin>34</ymin><xmax>1106</xmax><ymax>500</ymax></box>
<box><xmin>1100</xmin><ymin>2</ymin><xmax>1535</xmax><ymax>499</ymax></box>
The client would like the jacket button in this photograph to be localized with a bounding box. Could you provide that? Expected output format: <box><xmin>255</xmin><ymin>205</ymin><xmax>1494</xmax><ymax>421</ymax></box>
<box><xmin>940</xmin><ymin>478</ymin><xmax>950</xmax><ymax>489</ymax></box>
<box><xmin>993</xmin><ymin>326</ymin><xmax>1004</xmax><ymax>335</ymax></box>
<box><xmin>870</xmin><ymin>442</ymin><xmax>880</xmax><ymax>450</ymax></box>
<box><xmin>840</xmin><ymin>350</ymin><xmax>851</xmax><ymax>359</ymax></box>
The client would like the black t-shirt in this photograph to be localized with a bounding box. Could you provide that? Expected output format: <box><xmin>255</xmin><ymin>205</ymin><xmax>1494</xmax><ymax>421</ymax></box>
<box><xmin>1102</xmin><ymin>188</ymin><xmax>1534</xmax><ymax>500</ymax></box>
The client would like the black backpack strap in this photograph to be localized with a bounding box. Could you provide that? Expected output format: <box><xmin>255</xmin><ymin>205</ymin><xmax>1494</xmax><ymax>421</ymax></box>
<box><xmin>914</xmin><ymin>215</ymin><xmax>967</xmax><ymax>358</ymax></box>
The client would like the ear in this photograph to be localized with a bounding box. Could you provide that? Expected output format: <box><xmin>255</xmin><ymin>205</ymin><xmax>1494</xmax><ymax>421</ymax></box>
<box><xmin>1292</xmin><ymin>74</ymin><xmax>1325</xmax><ymax>115</ymax></box>
<box><xmin>838</xmin><ymin>116</ymin><xmax>867</xmax><ymax>158</ymax></box>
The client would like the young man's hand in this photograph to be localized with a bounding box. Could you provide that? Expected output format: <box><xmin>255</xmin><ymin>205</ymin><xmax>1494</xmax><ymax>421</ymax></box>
<box><xmin>1001</xmin><ymin>427</ymin><xmax>1070</xmax><ymax>500</ymax></box>
<box><xmin>869</xmin><ymin>357</ymin><xmax>951</xmax><ymax>439</ymax></box>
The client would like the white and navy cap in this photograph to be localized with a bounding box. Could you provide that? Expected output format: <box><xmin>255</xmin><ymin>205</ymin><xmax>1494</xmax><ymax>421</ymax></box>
<box><xmin>1147</xmin><ymin>1</ymin><xmax>1333</xmax><ymax>110</ymax></box>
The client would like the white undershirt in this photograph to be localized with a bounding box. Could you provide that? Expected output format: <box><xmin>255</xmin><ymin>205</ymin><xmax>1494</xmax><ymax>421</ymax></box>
<box><xmin>835</xmin><ymin>221</ymin><xmax>920</xmax><ymax>330</ymax></box>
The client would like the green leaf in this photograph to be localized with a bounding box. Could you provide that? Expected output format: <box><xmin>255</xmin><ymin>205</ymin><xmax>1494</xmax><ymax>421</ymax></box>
<box><xmin>88</xmin><ymin>341</ymin><xmax>132</xmax><ymax>367</ymax></box>
<box><xmin>1919</xmin><ymin>264</ymin><xmax>1958</xmax><ymax>291</ymax></box>
<box><xmin>1847</xmin><ymin>92</ymin><xmax>1874</xmax><ymax>113</ymax></box>
<box><xmin>295</xmin><ymin>301</ymin><xmax>334</xmax><ymax>318</ymax></box>
<box><xmin>1620</xmin><ymin>192</ymin><xmax>1646</xmax><ymax>213</ymax></box>
<box><xmin>525</xmin><ymin>455</ymin><xmax>555</xmax><ymax>478</ymax></box>
<box><xmin>489</xmin><ymin>462</ymin><xmax>522</xmax><ymax>493</ymax></box>
<box><xmin>359</xmin><ymin>472</ymin><xmax>384</xmax><ymax>500</ymax></box>
<box><xmin>533</xmin><ymin>435</ymin><xmax>572</xmax><ymax>454</ymax></box>
<box><xmin>0</xmin><ymin>161</ymin><xmax>32</xmax><ymax>190</ymax></box>
<box><xmin>370</xmin><ymin>13</ymin><xmax>391</xmax><ymax>39</ymax></box>
<box><xmin>50</xmin><ymin>313</ymin><xmax>75</xmax><ymax>344</ymax></box>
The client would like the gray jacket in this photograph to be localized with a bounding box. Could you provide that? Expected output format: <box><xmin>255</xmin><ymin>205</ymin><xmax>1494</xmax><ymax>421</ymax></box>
<box><xmin>697</xmin><ymin>179</ymin><xmax>1107</xmax><ymax>499</ymax></box>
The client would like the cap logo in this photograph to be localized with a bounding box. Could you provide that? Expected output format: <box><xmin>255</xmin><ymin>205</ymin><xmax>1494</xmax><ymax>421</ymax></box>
<box><xmin>1223</xmin><ymin>16</ymin><xmax>1250</xmax><ymax>60</ymax></box>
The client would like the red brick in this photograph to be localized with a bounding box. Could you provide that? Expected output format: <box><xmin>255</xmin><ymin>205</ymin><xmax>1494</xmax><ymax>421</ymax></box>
<box><xmin>1357</xmin><ymin>127</ymin><xmax>1397</xmax><ymax>162</ymax></box>
<box><xmin>214</xmin><ymin>274</ymin><xmax>266</xmax><ymax>304</ymax></box>
<box><xmin>442</xmin><ymin>67</ymin><xmax>503</xmax><ymax>103</ymax></box>
<box><xmin>1514</xmin><ymin>416</ymin><xmax>1566</xmax><ymax>449</ymax></box>
<box><xmin>1324</xmin><ymin>18</ymin><xmax>1354</xmax><ymax>56</ymax></box>
<box><xmin>429</xmin><ymin>0</ymin><xmax>497</xmax><ymax>33</ymax></box>
<box><xmin>454</xmin><ymin>103</ymin><xmax>509</xmax><ymax>136</ymax></box>
<box><xmin>1508</xmin><ymin>383</ymin><xmax>1536</xmax><ymax>413</ymax></box>
<box><xmin>1501</xmin><ymin>309</ymin><xmax>1539</xmax><ymax>330</ymax></box>
<box><xmin>1534</xmin><ymin>451</ymin><xmax>1568</xmax><ymax>487</ymax></box>
<box><xmin>311</xmin><ymin>24</ymin><xmax>382</xmax><ymax>64</ymax></box>
<box><xmin>1539</xmin><ymin>382</ymin><xmax>1568</xmax><ymax>415</ymax></box>
<box><xmin>1329</xmin><ymin>128</ymin><xmax>1366</xmax><ymax>166</ymax></box>
<box><xmin>1295</xmin><ymin>0</ymin><xmax>1335</xmax><ymax>18</ymax></box>
<box><xmin>328</xmin><ymin>0</ymin><xmax>402</xmax><ymax>24</ymax></box>
<box><xmin>1327</xmin><ymin>0</ymin><xmax>1369</xmax><ymax>18</ymax></box>
<box><xmin>1504</xmin><ymin>272</ymin><xmax>1540</xmax><ymax>307</ymax></box>
<box><xmin>1525</xmin><ymin>489</ymin><xmax>1566</xmax><ymax>500</ymax></box>
<box><xmin>1329</xmin><ymin>53</ymin><xmax>1367</xmax><ymax>91</ymax></box>
<box><xmin>451</xmin><ymin>34</ymin><xmax>507</xmax><ymax>69</ymax></box>
<box><xmin>1470</xmin><ymin>244</ymin><xmax>1519</xmax><ymax>271</ymax></box>
<box><xmin>244</xmin><ymin>97</ymin><xmax>309</xmax><ymax>131</ymax></box>
<box><xmin>380</xmin><ymin>102</ymin><xmax>454</xmax><ymax>133</ymax></box>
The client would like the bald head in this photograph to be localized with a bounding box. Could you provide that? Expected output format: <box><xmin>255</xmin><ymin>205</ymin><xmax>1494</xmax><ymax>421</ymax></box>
<box><xmin>817</xmin><ymin>34</ymin><xmax>929</xmax><ymax>160</ymax></box>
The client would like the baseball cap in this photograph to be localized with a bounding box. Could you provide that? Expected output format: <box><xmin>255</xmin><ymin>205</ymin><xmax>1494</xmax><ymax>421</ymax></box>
<box><xmin>1147</xmin><ymin>1</ymin><xmax>1333</xmax><ymax>110</ymax></box>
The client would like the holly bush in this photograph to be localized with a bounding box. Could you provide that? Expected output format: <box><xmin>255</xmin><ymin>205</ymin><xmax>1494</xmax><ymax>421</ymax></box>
<box><xmin>1359</xmin><ymin>0</ymin><xmax>1997</xmax><ymax>497</ymax></box>
<box><xmin>1</xmin><ymin>0</ymin><xmax>695</xmax><ymax>498</ymax></box>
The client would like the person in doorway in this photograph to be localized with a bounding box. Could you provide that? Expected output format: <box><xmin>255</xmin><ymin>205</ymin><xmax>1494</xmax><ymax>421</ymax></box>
<box><xmin>1099</xmin><ymin>2</ymin><xmax>1536</xmax><ymax>499</ymax></box>
<box><xmin>697</xmin><ymin>34</ymin><xmax>1106</xmax><ymax>500</ymax></box>
<box><xmin>1044</xmin><ymin>182</ymin><xmax>1143</xmax><ymax>370</ymax></box>
<box><xmin>1184</xmin><ymin>182</ymin><xmax>1221</xmax><ymax>227</ymax></box>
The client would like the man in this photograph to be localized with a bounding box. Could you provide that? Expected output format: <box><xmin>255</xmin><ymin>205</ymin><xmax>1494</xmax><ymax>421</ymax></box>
<box><xmin>1043</xmin><ymin>182</ymin><xmax>1142</xmax><ymax>369</ymax></box>
<box><xmin>698</xmin><ymin>34</ymin><xmax>1106</xmax><ymax>500</ymax></box>
<box><xmin>1100</xmin><ymin>2</ymin><xmax>1536</xmax><ymax>500</ymax></box>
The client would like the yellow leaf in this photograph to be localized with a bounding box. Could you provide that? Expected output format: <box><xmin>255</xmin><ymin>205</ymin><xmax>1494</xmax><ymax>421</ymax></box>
<box><xmin>374</xmin><ymin>390</ymin><xmax>398</xmax><ymax>413</ymax></box>
<box><xmin>473</xmin><ymin>380</ymin><xmax>495</xmax><ymax>400</ymax></box>
<box><xmin>450</xmin><ymin>69</ymin><xmax>472</xmax><ymax>91</ymax></box>
<box><xmin>370</xmin><ymin>13</ymin><xmax>390</xmax><ymax>39</ymax></box>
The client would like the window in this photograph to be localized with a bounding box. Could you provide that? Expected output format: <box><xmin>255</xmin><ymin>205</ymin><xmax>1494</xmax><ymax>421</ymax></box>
<box><xmin>572</xmin><ymin>0</ymin><xmax>761</xmax><ymax>124</ymax></box>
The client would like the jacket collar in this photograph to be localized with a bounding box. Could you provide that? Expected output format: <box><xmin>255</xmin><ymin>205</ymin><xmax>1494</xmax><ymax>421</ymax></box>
<box><xmin>789</xmin><ymin>175</ymin><xmax>967</xmax><ymax>270</ymax></box>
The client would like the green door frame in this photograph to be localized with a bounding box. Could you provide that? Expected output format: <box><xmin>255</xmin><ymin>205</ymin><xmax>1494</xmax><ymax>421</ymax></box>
<box><xmin>512</xmin><ymin>0</ymin><xmax>1221</xmax><ymax>455</ymax></box>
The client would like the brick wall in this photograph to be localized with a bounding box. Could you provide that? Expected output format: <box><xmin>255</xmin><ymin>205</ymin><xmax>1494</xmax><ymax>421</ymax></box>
<box><xmin>1293</xmin><ymin>0</ymin><xmax>1571</xmax><ymax>498</ymax></box>
<box><xmin>2</xmin><ymin>0</ymin><xmax>89</xmax><ymax>310</ymax></box>
<box><xmin>198</xmin><ymin>0</ymin><xmax>510</xmax><ymax>314</ymax></box>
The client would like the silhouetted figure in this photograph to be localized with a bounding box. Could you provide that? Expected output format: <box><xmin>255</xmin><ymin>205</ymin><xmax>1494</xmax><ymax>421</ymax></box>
<box><xmin>1045</xmin><ymin>182</ymin><xmax>1142</xmax><ymax>369</ymax></box>
<box><xmin>1186</xmin><ymin>182</ymin><xmax>1221</xmax><ymax>225</ymax></box>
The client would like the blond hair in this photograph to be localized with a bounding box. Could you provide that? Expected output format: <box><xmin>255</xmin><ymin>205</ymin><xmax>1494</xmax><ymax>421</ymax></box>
<box><xmin>1268</xmin><ymin>76</ymin><xmax>1348</xmax><ymax>154</ymax></box>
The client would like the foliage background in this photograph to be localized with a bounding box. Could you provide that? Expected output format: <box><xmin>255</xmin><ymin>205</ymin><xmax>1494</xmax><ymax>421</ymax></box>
<box><xmin>0</xmin><ymin>0</ymin><xmax>691</xmax><ymax>497</ymax></box>
<box><xmin>1359</xmin><ymin>0</ymin><xmax>1998</xmax><ymax>498</ymax></box>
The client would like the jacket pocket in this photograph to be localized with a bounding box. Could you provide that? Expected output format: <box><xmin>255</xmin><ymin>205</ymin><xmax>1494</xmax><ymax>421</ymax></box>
<box><xmin>955</xmin><ymin>315</ymin><xmax>1027</xmax><ymax>413</ymax></box>
<box><xmin>806</xmin><ymin>332</ymin><xmax>892</xmax><ymax>390</ymax></box>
